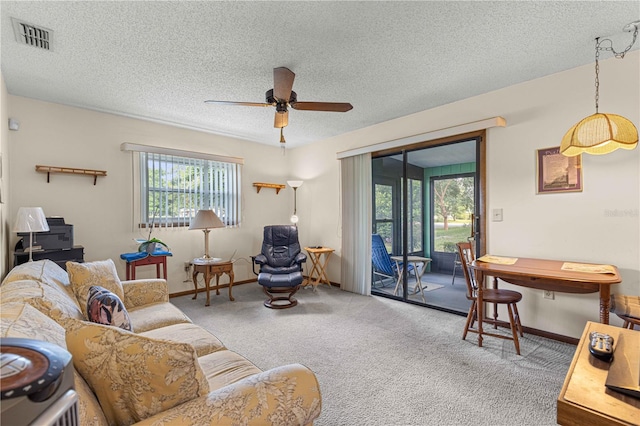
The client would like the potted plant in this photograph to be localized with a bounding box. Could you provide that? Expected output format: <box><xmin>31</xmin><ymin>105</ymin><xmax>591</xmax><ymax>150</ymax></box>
<box><xmin>137</xmin><ymin>210</ymin><xmax>169</xmax><ymax>253</ymax></box>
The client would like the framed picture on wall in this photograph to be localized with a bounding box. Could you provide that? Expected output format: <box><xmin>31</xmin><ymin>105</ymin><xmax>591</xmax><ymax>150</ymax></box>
<box><xmin>536</xmin><ymin>146</ymin><xmax>582</xmax><ymax>194</ymax></box>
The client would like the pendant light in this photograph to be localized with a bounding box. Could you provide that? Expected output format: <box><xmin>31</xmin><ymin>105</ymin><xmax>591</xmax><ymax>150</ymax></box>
<box><xmin>560</xmin><ymin>21</ymin><xmax>639</xmax><ymax>157</ymax></box>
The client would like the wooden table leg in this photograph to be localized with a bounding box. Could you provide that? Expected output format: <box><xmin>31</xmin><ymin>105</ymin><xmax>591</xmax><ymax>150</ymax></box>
<box><xmin>413</xmin><ymin>262</ymin><xmax>427</xmax><ymax>303</ymax></box>
<box><xmin>215</xmin><ymin>274</ymin><xmax>221</xmax><ymax>295</ymax></box>
<box><xmin>228</xmin><ymin>269</ymin><xmax>235</xmax><ymax>301</ymax></box>
<box><xmin>205</xmin><ymin>268</ymin><xmax>212</xmax><ymax>307</ymax></box>
<box><xmin>162</xmin><ymin>259</ymin><xmax>167</xmax><ymax>279</ymax></box>
<box><xmin>318</xmin><ymin>252</ymin><xmax>332</xmax><ymax>287</ymax></box>
<box><xmin>309</xmin><ymin>254</ymin><xmax>321</xmax><ymax>287</ymax></box>
<box><xmin>126</xmin><ymin>263</ymin><xmax>131</xmax><ymax>280</ymax></box>
<box><xmin>599</xmin><ymin>284</ymin><xmax>611</xmax><ymax>324</ymax></box>
<box><xmin>476</xmin><ymin>270</ymin><xmax>484</xmax><ymax>348</ymax></box>
<box><xmin>393</xmin><ymin>260</ymin><xmax>403</xmax><ymax>296</ymax></box>
<box><xmin>192</xmin><ymin>270</ymin><xmax>199</xmax><ymax>300</ymax></box>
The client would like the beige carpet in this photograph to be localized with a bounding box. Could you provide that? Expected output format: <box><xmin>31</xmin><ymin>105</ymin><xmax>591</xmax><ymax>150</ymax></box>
<box><xmin>172</xmin><ymin>283</ymin><xmax>575</xmax><ymax>426</ymax></box>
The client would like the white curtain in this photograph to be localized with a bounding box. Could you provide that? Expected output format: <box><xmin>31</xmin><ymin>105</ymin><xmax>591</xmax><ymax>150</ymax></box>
<box><xmin>340</xmin><ymin>153</ymin><xmax>372</xmax><ymax>295</ymax></box>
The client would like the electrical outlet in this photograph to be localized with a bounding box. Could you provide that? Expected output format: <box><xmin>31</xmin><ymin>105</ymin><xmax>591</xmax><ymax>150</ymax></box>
<box><xmin>543</xmin><ymin>290</ymin><xmax>554</xmax><ymax>300</ymax></box>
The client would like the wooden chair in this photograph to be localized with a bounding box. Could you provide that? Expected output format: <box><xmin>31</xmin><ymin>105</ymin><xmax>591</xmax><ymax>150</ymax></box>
<box><xmin>610</xmin><ymin>294</ymin><xmax>640</xmax><ymax>330</ymax></box>
<box><xmin>456</xmin><ymin>242</ymin><xmax>524</xmax><ymax>355</ymax></box>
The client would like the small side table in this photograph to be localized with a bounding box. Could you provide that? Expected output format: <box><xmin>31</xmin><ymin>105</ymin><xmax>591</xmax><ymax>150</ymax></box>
<box><xmin>303</xmin><ymin>247</ymin><xmax>335</xmax><ymax>289</ymax></box>
<box><xmin>120</xmin><ymin>251</ymin><xmax>172</xmax><ymax>280</ymax></box>
<box><xmin>192</xmin><ymin>259</ymin><xmax>235</xmax><ymax>306</ymax></box>
<box><xmin>390</xmin><ymin>255</ymin><xmax>432</xmax><ymax>303</ymax></box>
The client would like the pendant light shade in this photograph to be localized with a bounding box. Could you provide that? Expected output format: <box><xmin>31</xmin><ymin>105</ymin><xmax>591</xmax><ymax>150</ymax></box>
<box><xmin>561</xmin><ymin>21</ymin><xmax>639</xmax><ymax>157</ymax></box>
<box><xmin>560</xmin><ymin>113</ymin><xmax>638</xmax><ymax>156</ymax></box>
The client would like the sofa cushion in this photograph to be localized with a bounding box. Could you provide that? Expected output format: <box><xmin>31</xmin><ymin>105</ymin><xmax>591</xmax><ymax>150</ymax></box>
<box><xmin>197</xmin><ymin>350</ymin><xmax>263</xmax><ymax>391</ymax></box>
<box><xmin>65</xmin><ymin>319</ymin><xmax>210</xmax><ymax>425</ymax></box>
<box><xmin>127</xmin><ymin>302</ymin><xmax>192</xmax><ymax>333</ymax></box>
<box><xmin>0</xmin><ymin>302</ymin><xmax>67</xmax><ymax>346</ymax></box>
<box><xmin>3</xmin><ymin>259</ymin><xmax>78</xmax><ymax>303</ymax></box>
<box><xmin>0</xmin><ymin>303</ymin><xmax>108</xmax><ymax>426</ymax></box>
<box><xmin>139</xmin><ymin>323</ymin><xmax>225</xmax><ymax>357</ymax></box>
<box><xmin>87</xmin><ymin>286</ymin><xmax>133</xmax><ymax>331</ymax></box>
<box><xmin>0</xmin><ymin>279</ymin><xmax>84</xmax><ymax>323</ymax></box>
<box><xmin>67</xmin><ymin>259</ymin><xmax>125</xmax><ymax>318</ymax></box>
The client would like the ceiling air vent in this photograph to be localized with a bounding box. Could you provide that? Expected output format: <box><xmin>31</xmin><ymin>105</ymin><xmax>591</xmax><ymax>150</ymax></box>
<box><xmin>11</xmin><ymin>18</ymin><xmax>53</xmax><ymax>51</ymax></box>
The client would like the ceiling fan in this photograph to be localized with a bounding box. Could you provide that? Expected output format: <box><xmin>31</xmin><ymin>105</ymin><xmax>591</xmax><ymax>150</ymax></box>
<box><xmin>204</xmin><ymin>67</ymin><xmax>353</xmax><ymax>133</ymax></box>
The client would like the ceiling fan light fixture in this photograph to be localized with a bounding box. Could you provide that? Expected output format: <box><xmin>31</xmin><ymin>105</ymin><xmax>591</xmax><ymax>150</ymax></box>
<box><xmin>205</xmin><ymin>67</ymin><xmax>353</xmax><ymax>144</ymax></box>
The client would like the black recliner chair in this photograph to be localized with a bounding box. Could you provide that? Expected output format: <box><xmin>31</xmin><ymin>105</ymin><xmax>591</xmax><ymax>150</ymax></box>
<box><xmin>253</xmin><ymin>225</ymin><xmax>307</xmax><ymax>309</ymax></box>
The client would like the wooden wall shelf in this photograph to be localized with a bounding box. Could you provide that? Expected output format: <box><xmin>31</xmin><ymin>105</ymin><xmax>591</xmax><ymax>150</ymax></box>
<box><xmin>253</xmin><ymin>182</ymin><xmax>286</xmax><ymax>194</ymax></box>
<box><xmin>36</xmin><ymin>165</ymin><xmax>107</xmax><ymax>185</ymax></box>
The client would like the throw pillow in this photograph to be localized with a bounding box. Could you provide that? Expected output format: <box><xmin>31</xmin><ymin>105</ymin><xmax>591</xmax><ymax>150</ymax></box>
<box><xmin>67</xmin><ymin>259</ymin><xmax>125</xmax><ymax>318</ymax></box>
<box><xmin>86</xmin><ymin>286</ymin><xmax>133</xmax><ymax>331</ymax></box>
<box><xmin>65</xmin><ymin>318</ymin><xmax>209</xmax><ymax>425</ymax></box>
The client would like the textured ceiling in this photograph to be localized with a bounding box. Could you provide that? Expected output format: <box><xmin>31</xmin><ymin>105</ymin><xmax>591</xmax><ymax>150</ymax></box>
<box><xmin>1</xmin><ymin>1</ymin><xmax>639</xmax><ymax>148</ymax></box>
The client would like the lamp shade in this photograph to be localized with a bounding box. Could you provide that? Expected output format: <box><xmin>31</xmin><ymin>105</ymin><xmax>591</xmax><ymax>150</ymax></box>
<box><xmin>189</xmin><ymin>209</ymin><xmax>224</xmax><ymax>230</ymax></box>
<box><xmin>560</xmin><ymin>113</ymin><xmax>639</xmax><ymax>157</ymax></box>
<box><xmin>287</xmin><ymin>180</ymin><xmax>303</xmax><ymax>188</ymax></box>
<box><xmin>13</xmin><ymin>207</ymin><xmax>49</xmax><ymax>233</ymax></box>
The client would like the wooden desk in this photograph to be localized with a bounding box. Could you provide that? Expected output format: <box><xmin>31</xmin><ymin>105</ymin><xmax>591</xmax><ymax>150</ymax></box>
<box><xmin>470</xmin><ymin>257</ymin><xmax>621</xmax><ymax>339</ymax></box>
<box><xmin>390</xmin><ymin>255</ymin><xmax>432</xmax><ymax>303</ymax></box>
<box><xmin>557</xmin><ymin>321</ymin><xmax>640</xmax><ymax>426</ymax></box>
<box><xmin>192</xmin><ymin>260</ymin><xmax>234</xmax><ymax>306</ymax></box>
<box><xmin>303</xmin><ymin>247</ymin><xmax>334</xmax><ymax>289</ymax></box>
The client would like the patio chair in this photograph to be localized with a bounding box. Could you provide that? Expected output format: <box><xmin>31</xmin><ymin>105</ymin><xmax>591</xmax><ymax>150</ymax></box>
<box><xmin>371</xmin><ymin>234</ymin><xmax>415</xmax><ymax>291</ymax></box>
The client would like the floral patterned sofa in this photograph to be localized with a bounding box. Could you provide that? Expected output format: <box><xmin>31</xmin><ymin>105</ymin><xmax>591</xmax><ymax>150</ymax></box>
<box><xmin>0</xmin><ymin>259</ymin><xmax>321</xmax><ymax>425</ymax></box>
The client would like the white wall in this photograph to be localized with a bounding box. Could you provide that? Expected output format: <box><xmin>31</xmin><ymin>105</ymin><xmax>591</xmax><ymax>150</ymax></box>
<box><xmin>6</xmin><ymin>98</ymin><xmax>297</xmax><ymax>293</ymax></box>
<box><xmin>0</xmin><ymin>73</ymin><xmax>10</xmax><ymax>277</ymax></box>
<box><xmin>291</xmin><ymin>50</ymin><xmax>640</xmax><ymax>338</ymax></box>
<box><xmin>5</xmin><ymin>51</ymin><xmax>639</xmax><ymax>338</ymax></box>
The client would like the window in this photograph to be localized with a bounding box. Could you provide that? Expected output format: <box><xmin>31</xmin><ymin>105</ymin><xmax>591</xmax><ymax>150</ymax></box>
<box><xmin>407</xmin><ymin>178</ymin><xmax>423</xmax><ymax>253</ymax></box>
<box><xmin>139</xmin><ymin>151</ymin><xmax>242</xmax><ymax>228</ymax></box>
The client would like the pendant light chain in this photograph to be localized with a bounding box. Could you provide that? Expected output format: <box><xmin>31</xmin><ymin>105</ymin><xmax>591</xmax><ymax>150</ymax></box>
<box><xmin>593</xmin><ymin>23</ymin><xmax>639</xmax><ymax>115</ymax></box>
<box><xmin>594</xmin><ymin>38</ymin><xmax>600</xmax><ymax>114</ymax></box>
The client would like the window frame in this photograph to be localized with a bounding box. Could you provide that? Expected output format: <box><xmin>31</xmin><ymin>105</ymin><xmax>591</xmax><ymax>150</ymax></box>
<box><xmin>121</xmin><ymin>143</ymin><xmax>243</xmax><ymax>230</ymax></box>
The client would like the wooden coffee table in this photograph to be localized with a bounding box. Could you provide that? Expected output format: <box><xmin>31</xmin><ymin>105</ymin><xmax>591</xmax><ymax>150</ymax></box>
<box><xmin>557</xmin><ymin>321</ymin><xmax>640</xmax><ymax>425</ymax></box>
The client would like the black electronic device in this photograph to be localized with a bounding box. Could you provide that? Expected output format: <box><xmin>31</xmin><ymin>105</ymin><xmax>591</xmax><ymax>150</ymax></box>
<box><xmin>589</xmin><ymin>331</ymin><xmax>614</xmax><ymax>362</ymax></box>
<box><xmin>1</xmin><ymin>337</ymin><xmax>78</xmax><ymax>425</ymax></box>
<box><xmin>16</xmin><ymin>216</ymin><xmax>74</xmax><ymax>251</ymax></box>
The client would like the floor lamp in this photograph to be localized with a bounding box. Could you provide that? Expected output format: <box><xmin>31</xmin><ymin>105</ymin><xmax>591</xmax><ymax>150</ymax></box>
<box><xmin>287</xmin><ymin>180</ymin><xmax>303</xmax><ymax>224</ymax></box>
<box><xmin>13</xmin><ymin>207</ymin><xmax>49</xmax><ymax>262</ymax></box>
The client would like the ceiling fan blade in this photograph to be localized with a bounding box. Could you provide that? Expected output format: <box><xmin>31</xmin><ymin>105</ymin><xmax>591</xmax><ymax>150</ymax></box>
<box><xmin>204</xmin><ymin>100</ymin><xmax>272</xmax><ymax>107</ymax></box>
<box><xmin>291</xmin><ymin>101</ymin><xmax>353</xmax><ymax>112</ymax></box>
<box><xmin>274</xmin><ymin>111</ymin><xmax>288</xmax><ymax>128</ymax></box>
<box><xmin>273</xmin><ymin>67</ymin><xmax>295</xmax><ymax>101</ymax></box>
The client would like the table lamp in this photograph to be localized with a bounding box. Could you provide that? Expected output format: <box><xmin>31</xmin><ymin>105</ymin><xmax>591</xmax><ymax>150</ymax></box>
<box><xmin>13</xmin><ymin>207</ymin><xmax>50</xmax><ymax>262</ymax></box>
<box><xmin>287</xmin><ymin>180</ymin><xmax>303</xmax><ymax>224</ymax></box>
<box><xmin>189</xmin><ymin>209</ymin><xmax>225</xmax><ymax>259</ymax></box>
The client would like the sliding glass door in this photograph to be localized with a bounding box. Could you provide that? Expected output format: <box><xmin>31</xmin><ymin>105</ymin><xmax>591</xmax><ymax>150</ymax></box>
<box><xmin>371</xmin><ymin>136</ymin><xmax>483</xmax><ymax>313</ymax></box>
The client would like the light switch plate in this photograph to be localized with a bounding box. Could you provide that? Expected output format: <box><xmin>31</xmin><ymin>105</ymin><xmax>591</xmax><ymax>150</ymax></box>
<box><xmin>492</xmin><ymin>208</ymin><xmax>503</xmax><ymax>222</ymax></box>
